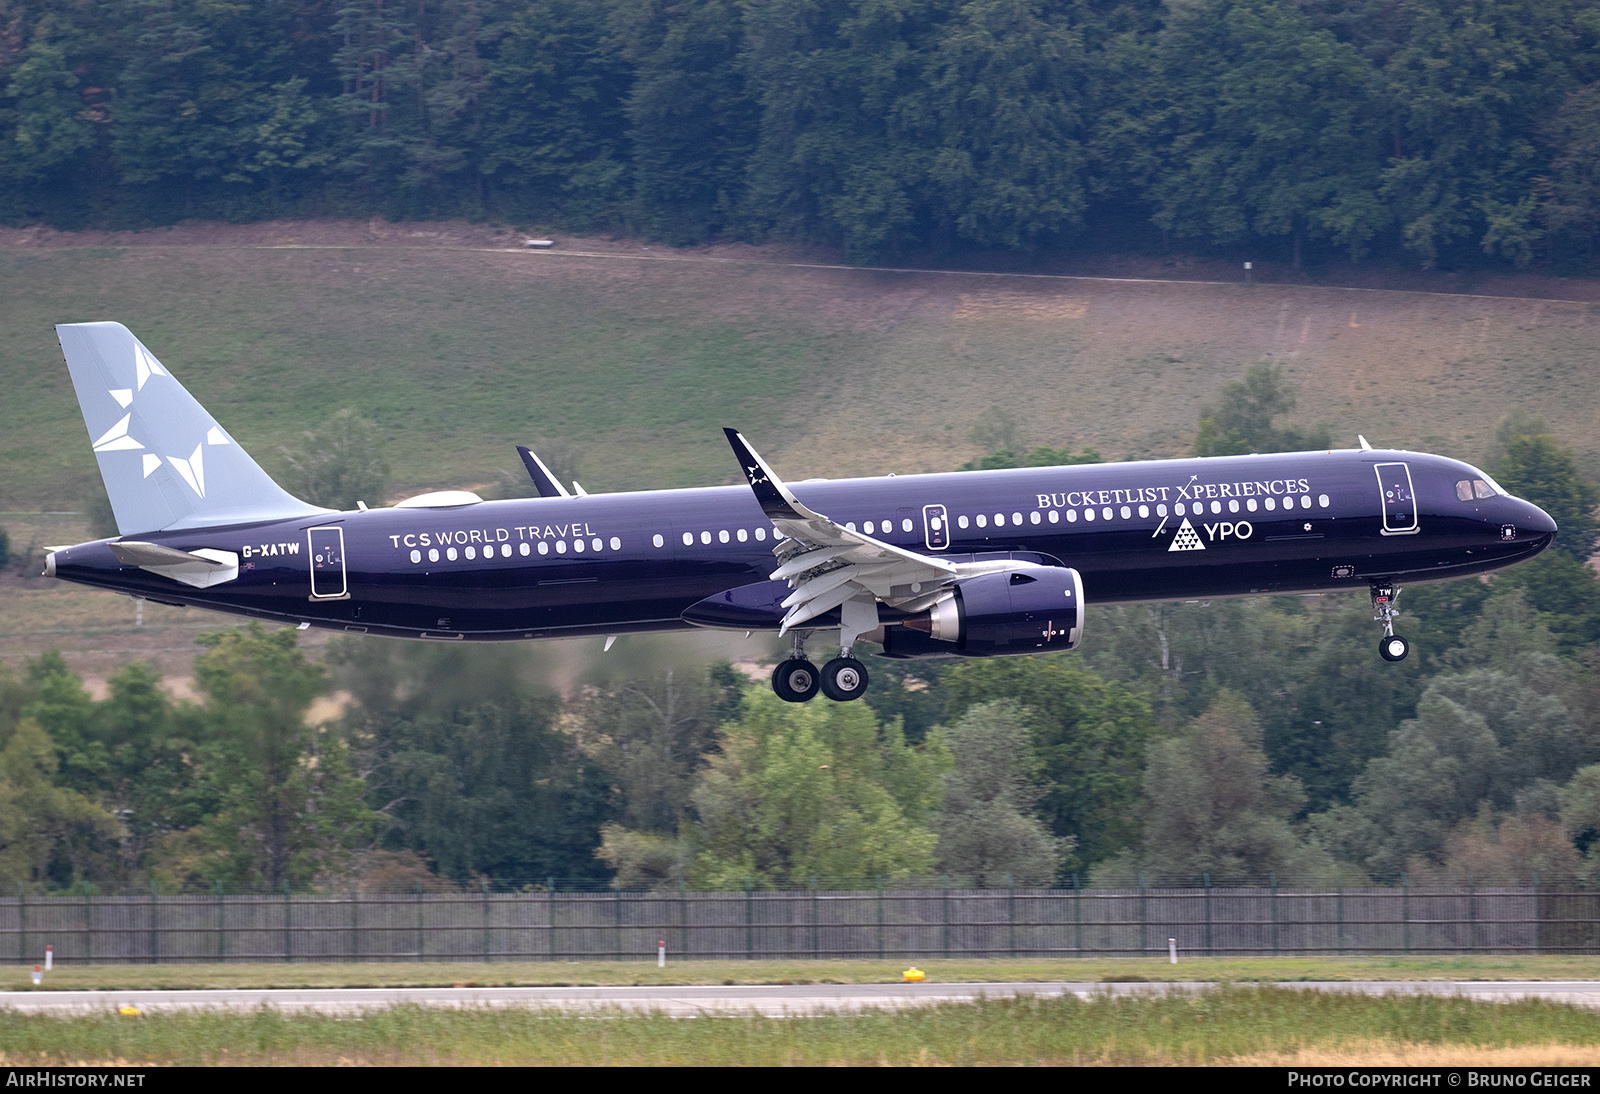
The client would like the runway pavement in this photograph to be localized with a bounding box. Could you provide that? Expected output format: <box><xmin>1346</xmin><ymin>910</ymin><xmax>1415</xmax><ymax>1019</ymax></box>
<box><xmin>6</xmin><ymin>980</ymin><xmax>1600</xmax><ymax>1016</ymax></box>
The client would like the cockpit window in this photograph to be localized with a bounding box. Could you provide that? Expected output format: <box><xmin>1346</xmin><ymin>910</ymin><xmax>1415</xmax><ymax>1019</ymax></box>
<box><xmin>1456</xmin><ymin>471</ymin><xmax>1510</xmax><ymax>501</ymax></box>
<box><xmin>1477</xmin><ymin>471</ymin><xmax>1510</xmax><ymax>497</ymax></box>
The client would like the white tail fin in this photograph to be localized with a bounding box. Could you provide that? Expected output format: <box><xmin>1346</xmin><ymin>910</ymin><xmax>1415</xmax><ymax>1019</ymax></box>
<box><xmin>56</xmin><ymin>322</ymin><xmax>331</xmax><ymax>535</ymax></box>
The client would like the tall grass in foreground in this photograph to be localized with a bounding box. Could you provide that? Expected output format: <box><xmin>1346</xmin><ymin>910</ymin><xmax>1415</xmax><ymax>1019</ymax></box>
<box><xmin>4</xmin><ymin>987</ymin><xmax>1600</xmax><ymax>1066</ymax></box>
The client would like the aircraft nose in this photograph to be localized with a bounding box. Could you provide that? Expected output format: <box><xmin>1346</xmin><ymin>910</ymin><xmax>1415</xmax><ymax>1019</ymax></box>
<box><xmin>1517</xmin><ymin>498</ymin><xmax>1557</xmax><ymax>535</ymax></box>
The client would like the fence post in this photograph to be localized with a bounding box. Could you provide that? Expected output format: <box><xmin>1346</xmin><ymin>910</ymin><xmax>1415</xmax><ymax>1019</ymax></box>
<box><xmin>1073</xmin><ymin>874</ymin><xmax>1082</xmax><ymax>958</ymax></box>
<box><xmin>350</xmin><ymin>884</ymin><xmax>358</xmax><ymax>963</ymax></box>
<box><xmin>1336</xmin><ymin>870</ymin><xmax>1344</xmax><ymax>956</ymax></box>
<box><xmin>877</xmin><ymin>876</ymin><xmax>886</xmax><ymax>960</ymax></box>
<box><xmin>1138</xmin><ymin>873</ymin><xmax>1147</xmax><ymax>957</ymax></box>
<box><xmin>1533</xmin><ymin>870</ymin><xmax>1541</xmax><ymax>956</ymax></box>
<box><xmin>1007</xmin><ymin>873</ymin><xmax>1016</xmax><ymax>958</ymax></box>
<box><xmin>482</xmin><ymin>877</ymin><xmax>491</xmax><ymax>964</ymax></box>
<box><xmin>941</xmin><ymin>874</ymin><xmax>950</xmax><ymax>959</ymax></box>
<box><xmin>16</xmin><ymin>882</ymin><xmax>23</xmax><ymax>963</ymax></box>
<box><xmin>83</xmin><ymin>882</ymin><xmax>93</xmax><ymax>966</ymax></box>
<box><xmin>149</xmin><ymin>881</ymin><xmax>158</xmax><ymax>965</ymax></box>
<box><xmin>745</xmin><ymin>878</ymin><xmax>754</xmax><ymax>960</ymax></box>
<box><xmin>1402</xmin><ymin>871</ymin><xmax>1410</xmax><ymax>953</ymax></box>
<box><xmin>283</xmin><ymin>880</ymin><xmax>293</xmax><ymax>963</ymax></box>
<box><xmin>216</xmin><ymin>880</ymin><xmax>226</xmax><ymax>962</ymax></box>
<box><xmin>1271</xmin><ymin>872</ymin><xmax>1279</xmax><ymax>957</ymax></box>
<box><xmin>810</xmin><ymin>877</ymin><xmax>818</xmax><ymax>960</ymax></box>
<box><xmin>1468</xmin><ymin>870</ymin><xmax>1477</xmax><ymax>954</ymax></box>
<box><xmin>416</xmin><ymin>881</ymin><xmax>424</xmax><ymax>962</ymax></box>
<box><xmin>1204</xmin><ymin>873</ymin><xmax>1213</xmax><ymax>957</ymax></box>
<box><xmin>679</xmin><ymin>879</ymin><xmax>689</xmax><ymax>960</ymax></box>
<box><xmin>614</xmin><ymin>884</ymin><xmax>623</xmax><ymax>962</ymax></box>
<box><xmin>547</xmin><ymin>878</ymin><xmax>556</xmax><ymax>962</ymax></box>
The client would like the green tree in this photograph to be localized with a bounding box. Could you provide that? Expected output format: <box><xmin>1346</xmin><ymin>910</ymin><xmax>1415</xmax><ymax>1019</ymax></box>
<box><xmin>95</xmin><ymin>660</ymin><xmax>205</xmax><ymax>880</ymax></box>
<box><xmin>684</xmin><ymin>690</ymin><xmax>947</xmax><ymax>888</ymax></box>
<box><xmin>22</xmin><ymin>650</ymin><xmax>104</xmax><ymax>795</ymax></box>
<box><xmin>1312</xmin><ymin>687</ymin><xmax>1503</xmax><ymax>879</ymax></box>
<box><xmin>279</xmin><ymin>407</ymin><xmax>391</xmax><ymax>511</ymax></box>
<box><xmin>365</xmin><ymin>696</ymin><xmax>611</xmax><ymax>885</ymax></box>
<box><xmin>478</xmin><ymin>0</ymin><xmax>632</xmax><ymax>226</ymax></box>
<box><xmin>942</xmin><ymin>655</ymin><xmax>1155</xmax><ymax>871</ymax></box>
<box><xmin>1149</xmin><ymin>0</ymin><xmax>1389</xmax><ymax>267</ymax></box>
<box><xmin>1192</xmin><ymin>362</ymin><xmax>1331</xmax><ymax>457</ymax></box>
<box><xmin>931</xmin><ymin>699</ymin><xmax>1066</xmax><ymax>886</ymax></box>
<box><xmin>1539</xmin><ymin>83</ymin><xmax>1600</xmax><ymax>266</ymax></box>
<box><xmin>1101</xmin><ymin>692</ymin><xmax>1327</xmax><ymax>885</ymax></box>
<box><xmin>0</xmin><ymin>719</ymin><xmax>123</xmax><ymax>887</ymax></box>
<box><xmin>614</xmin><ymin>0</ymin><xmax>757</xmax><ymax>242</ymax></box>
<box><xmin>190</xmin><ymin>625</ymin><xmax>374</xmax><ymax>889</ymax></box>
<box><xmin>5</xmin><ymin>17</ymin><xmax>95</xmax><ymax>183</ymax></box>
<box><xmin>1494</xmin><ymin>430</ymin><xmax>1600</xmax><ymax>559</ymax></box>
<box><xmin>571</xmin><ymin>666</ymin><xmax>741</xmax><ymax>834</ymax></box>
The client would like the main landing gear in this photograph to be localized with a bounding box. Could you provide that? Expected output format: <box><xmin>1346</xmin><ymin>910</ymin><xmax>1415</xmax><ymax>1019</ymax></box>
<box><xmin>1371</xmin><ymin>580</ymin><xmax>1410</xmax><ymax>662</ymax></box>
<box><xmin>771</xmin><ymin>631</ymin><xmax>871</xmax><ymax>704</ymax></box>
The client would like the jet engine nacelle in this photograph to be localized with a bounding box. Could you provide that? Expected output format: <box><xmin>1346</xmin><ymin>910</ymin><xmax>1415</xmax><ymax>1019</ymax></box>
<box><xmin>884</xmin><ymin>565</ymin><xmax>1083</xmax><ymax>658</ymax></box>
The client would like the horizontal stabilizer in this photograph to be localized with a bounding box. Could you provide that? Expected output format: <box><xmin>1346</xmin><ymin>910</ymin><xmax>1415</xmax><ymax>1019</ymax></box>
<box><xmin>107</xmin><ymin>540</ymin><xmax>239</xmax><ymax>589</ymax></box>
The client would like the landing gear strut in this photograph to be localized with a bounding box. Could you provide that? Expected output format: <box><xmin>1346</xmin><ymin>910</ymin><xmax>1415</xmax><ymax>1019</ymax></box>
<box><xmin>770</xmin><ymin>599</ymin><xmax>876</xmax><ymax>704</ymax></box>
<box><xmin>1371</xmin><ymin>580</ymin><xmax>1410</xmax><ymax>662</ymax></box>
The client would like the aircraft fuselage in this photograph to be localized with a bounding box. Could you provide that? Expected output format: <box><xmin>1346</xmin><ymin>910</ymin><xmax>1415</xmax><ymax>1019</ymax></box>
<box><xmin>48</xmin><ymin>448</ymin><xmax>1555</xmax><ymax>644</ymax></box>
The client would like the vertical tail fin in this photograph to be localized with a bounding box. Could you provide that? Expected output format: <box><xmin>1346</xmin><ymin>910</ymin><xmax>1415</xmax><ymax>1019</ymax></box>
<box><xmin>56</xmin><ymin>322</ymin><xmax>332</xmax><ymax>535</ymax></box>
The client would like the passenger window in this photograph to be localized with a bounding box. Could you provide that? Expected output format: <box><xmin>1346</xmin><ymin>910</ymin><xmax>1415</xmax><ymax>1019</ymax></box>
<box><xmin>1474</xmin><ymin>480</ymin><xmax>1494</xmax><ymax>500</ymax></box>
<box><xmin>1456</xmin><ymin>480</ymin><xmax>1473</xmax><ymax>502</ymax></box>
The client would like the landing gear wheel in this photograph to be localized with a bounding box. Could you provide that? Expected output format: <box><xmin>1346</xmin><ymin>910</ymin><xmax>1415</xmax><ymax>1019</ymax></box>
<box><xmin>820</xmin><ymin>657</ymin><xmax>870</xmax><ymax>702</ymax></box>
<box><xmin>772</xmin><ymin>659</ymin><xmax>821</xmax><ymax>703</ymax></box>
<box><xmin>1380</xmin><ymin>634</ymin><xmax>1410</xmax><ymax>662</ymax></box>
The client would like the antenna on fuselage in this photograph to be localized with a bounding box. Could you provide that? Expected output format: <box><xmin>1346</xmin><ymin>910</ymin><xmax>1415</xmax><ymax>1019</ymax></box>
<box><xmin>1358</xmin><ymin>435</ymin><xmax>1374</xmax><ymax>451</ymax></box>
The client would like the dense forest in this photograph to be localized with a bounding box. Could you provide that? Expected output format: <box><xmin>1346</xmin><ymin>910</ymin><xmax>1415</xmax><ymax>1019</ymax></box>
<box><xmin>3</xmin><ymin>373</ymin><xmax>1598</xmax><ymax>893</ymax></box>
<box><xmin>4</xmin><ymin>0</ymin><xmax>1600</xmax><ymax>269</ymax></box>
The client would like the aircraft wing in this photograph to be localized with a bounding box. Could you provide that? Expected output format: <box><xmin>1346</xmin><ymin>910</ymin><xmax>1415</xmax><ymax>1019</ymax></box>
<box><xmin>723</xmin><ymin>429</ymin><xmax>958</xmax><ymax>633</ymax></box>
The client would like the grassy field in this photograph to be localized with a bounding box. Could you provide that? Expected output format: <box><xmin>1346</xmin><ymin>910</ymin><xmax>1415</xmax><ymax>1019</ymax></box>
<box><xmin>10</xmin><ymin>955</ymin><xmax>1600</xmax><ymax>990</ymax></box>
<box><xmin>4</xmin><ymin>230</ymin><xmax>1600</xmax><ymax>514</ymax></box>
<box><xmin>3</xmin><ymin>987</ymin><xmax>1600</xmax><ymax>1065</ymax></box>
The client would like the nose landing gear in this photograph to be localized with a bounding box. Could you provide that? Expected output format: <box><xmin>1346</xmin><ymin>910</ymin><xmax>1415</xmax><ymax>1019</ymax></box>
<box><xmin>1371</xmin><ymin>581</ymin><xmax>1410</xmax><ymax>662</ymax></box>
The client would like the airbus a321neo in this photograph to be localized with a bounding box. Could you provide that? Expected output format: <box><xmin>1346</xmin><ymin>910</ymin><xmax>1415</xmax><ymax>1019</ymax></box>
<box><xmin>43</xmin><ymin>322</ymin><xmax>1557</xmax><ymax>703</ymax></box>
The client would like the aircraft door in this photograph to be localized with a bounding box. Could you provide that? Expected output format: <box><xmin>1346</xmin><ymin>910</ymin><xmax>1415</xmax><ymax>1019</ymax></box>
<box><xmin>923</xmin><ymin>504</ymin><xmax>950</xmax><ymax>550</ymax></box>
<box><xmin>1374</xmin><ymin>462</ymin><xmax>1419</xmax><ymax>536</ymax></box>
<box><xmin>308</xmin><ymin>526</ymin><xmax>349</xmax><ymax>598</ymax></box>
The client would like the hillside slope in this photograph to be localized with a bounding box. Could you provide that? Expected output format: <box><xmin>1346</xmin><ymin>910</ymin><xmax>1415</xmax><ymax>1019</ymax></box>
<box><xmin>3</xmin><ymin>228</ymin><xmax>1597</xmax><ymax>513</ymax></box>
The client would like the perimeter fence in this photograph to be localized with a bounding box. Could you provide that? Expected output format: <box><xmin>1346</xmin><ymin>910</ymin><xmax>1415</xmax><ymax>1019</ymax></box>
<box><xmin>6</xmin><ymin>876</ymin><xmax>1600</xmax><ymax>964</ymax></box>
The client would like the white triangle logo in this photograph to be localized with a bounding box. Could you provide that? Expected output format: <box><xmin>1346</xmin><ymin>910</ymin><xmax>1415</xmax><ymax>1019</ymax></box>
<box><xmin>1168</xmin><ymin>517</ymin><xmax>1205</xmax><ymax>552</ymax></box>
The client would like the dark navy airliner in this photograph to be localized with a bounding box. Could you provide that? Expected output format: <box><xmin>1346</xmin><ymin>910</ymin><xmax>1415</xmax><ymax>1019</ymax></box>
<box><xmin>46</xmin><ymin>322</ymin><xmax>1556</xmax><ymax>703</ymax></box>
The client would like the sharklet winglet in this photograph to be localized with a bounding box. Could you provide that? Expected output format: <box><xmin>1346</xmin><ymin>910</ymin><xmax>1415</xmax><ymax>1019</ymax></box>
<box><xmin>722</xmin><ymin>428</ymin><xmax>824</xmax><ymax>523</ymax></box>
<box><xmin>516</xmin><ymin>445</ymin><xmax>572</xmax><ymax>499</ymax></box>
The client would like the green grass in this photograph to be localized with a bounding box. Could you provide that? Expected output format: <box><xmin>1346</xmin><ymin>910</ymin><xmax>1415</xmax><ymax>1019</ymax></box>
<box><xmin>4</xmin><ymin>987</ymin><xmax>1600</xmax><ymax>1065</ymax></box>
<box><xmin>12</xmin><ymin>954</ymin><xmax>1600</xmax><ymax>991</ymax></box>
<box><xmin>4</xmin><ymin>241</ymin><xmax>1600</xmax><ymax>514</ymax></box>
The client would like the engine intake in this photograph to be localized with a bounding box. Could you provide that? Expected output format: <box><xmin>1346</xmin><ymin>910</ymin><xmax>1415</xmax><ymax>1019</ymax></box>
<box><xmin>887</xmin><ymin>565</ymin><xmax>1083</xmax><ymax>657</ymax></box>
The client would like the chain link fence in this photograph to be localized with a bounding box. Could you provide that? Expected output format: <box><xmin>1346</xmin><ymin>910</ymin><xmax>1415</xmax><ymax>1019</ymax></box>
<box><xmin>5</xmin><ymin>877</ymin><xmax>1599</xmax><ymax>963</ymax></box>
